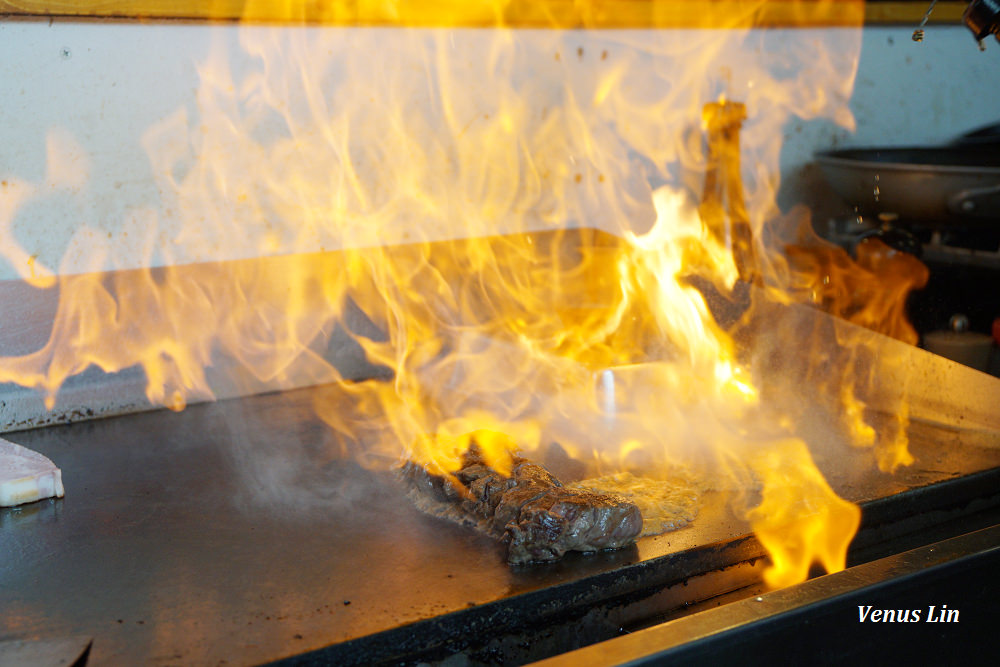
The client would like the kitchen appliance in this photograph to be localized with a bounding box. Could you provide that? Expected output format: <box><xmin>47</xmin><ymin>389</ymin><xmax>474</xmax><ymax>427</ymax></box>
<box><xmin>816</xmin><ymin>129</ymin><xmax>1000</xmax><ymax>372</ymax></box>
<box><xmin>924</xmin><ymin>314</ymin><xmax>994</xmax><ymax>371</ymax></box>
<box><xmin>2</xmin><ymin>4</ymin><xmax>1000</xmax><ymax>667</ymax></box>
<box><xmin>815</xmin><ymin>145</ymin><xmax>1000</xmax><ymax>226</ymax></box>
<box><xmin>2</xmin><ymin>232</ymin><xmax>999</xmax><ymax>665</ymax></box>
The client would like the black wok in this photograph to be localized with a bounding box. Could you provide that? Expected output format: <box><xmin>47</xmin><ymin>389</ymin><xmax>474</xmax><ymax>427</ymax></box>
<box><xmin>815</xmin><ymin>145</ymin><xmax>1000</xmax><ymax>225</ymax></box>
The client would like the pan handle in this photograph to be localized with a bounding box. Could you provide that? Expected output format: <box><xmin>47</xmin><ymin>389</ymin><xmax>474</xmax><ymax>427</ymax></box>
<box><xmin>946</xmin><ymin>183</ymin><xmax>1000</xmax><ymax>218</ymax></box>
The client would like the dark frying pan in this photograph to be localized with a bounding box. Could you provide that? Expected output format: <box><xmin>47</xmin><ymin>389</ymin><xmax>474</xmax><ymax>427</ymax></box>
<box><xmin>815</xmin><ymin>144</ymin><xmax>1000</xmax><ymax>226</ymax></box>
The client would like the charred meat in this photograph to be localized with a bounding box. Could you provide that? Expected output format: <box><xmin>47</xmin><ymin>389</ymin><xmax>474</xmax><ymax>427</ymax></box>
<box><xmin>402</xmin><ymin>450</ymin><xmax>642</xmax><ymax>565</ymax></box>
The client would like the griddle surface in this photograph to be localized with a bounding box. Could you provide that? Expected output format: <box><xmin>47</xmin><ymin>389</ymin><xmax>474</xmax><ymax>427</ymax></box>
<box><xmin>1</xmin><ymin>382</ymin><xmax>998</xmax><ymax>665</ymax></box>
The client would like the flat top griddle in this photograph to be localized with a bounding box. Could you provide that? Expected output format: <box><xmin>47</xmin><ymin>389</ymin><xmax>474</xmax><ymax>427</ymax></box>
<box><xmin>0</xmin><ymin>385</ymin><xmax>748</xmax><ymax>666</ymax></box>
<box><xmin>2</xmin><ymin>370</ymin><xmax>999</xmax><ymax>666</ymax></box>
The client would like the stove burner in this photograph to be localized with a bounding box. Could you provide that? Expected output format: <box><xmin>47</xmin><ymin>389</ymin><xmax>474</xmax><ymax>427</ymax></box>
<box><xmin>825</xmin><ymin>215</ymin><xmax>1000</xmax><ymax>270</ymax></box>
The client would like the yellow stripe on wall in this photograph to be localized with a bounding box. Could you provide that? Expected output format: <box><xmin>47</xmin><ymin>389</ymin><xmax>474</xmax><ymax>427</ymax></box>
<box><xmin>0</xmin><ymin>0</ymin><xmax>965</xmax><ymax>27</ymax></box>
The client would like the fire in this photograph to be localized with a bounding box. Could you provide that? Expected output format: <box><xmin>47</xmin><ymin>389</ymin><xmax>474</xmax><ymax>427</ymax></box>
<box><xmin>748</xmin><ymin>438</ymin><xmax>860</xmax><ymax>589</ymax></box>
<box><xmin>773</xmin><ymin>233</ymin><xmax>930</xmax><ymax>473</ymax></box>
<box><xmin>784</xmin><ymin>237</ymin><xmax>929</xmax><ymax>346</ymax></box>
<box><xmin>0</xmin><ymin>2</ymin><xmax>921</xmax><ymax>588</ymax></box>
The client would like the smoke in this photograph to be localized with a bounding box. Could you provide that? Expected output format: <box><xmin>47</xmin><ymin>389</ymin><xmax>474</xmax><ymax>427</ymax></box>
<box><xmin>217</xmin><ymin>390</ymin><xmax>401</xmax><ymax>520</ymax></box>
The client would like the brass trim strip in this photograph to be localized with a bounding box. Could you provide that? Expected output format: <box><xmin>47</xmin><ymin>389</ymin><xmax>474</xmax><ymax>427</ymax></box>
<box><xmin>0</xmin><ymin>1</ymin><xmax>964</xmax><ymax>28</ymax></box>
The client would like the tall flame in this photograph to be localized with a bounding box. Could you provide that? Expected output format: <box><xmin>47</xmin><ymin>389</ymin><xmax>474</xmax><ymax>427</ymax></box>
<box><xmin>0</xmin><ymin>2</ymin><xmax>915</xmax><ymax>587</ymax></box>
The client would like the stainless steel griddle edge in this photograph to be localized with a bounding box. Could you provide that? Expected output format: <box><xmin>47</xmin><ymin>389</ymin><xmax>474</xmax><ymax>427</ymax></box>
<box><xmin>528</xmin><ymin>524</ymin><xmax>1000</xmax><ymax>667</ymax></box>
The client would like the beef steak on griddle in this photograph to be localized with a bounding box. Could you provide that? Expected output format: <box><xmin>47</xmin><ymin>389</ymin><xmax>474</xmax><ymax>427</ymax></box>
<box><xmin>402</xmin><ymin>448</ymin><xmax>642</xmax><ymax>565</ymax></box>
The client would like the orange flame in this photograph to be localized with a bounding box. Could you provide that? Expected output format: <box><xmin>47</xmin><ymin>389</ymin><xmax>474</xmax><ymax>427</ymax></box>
<box><xmin>747</xmin><ymin>438</ymin><xmax>861</xmax><ymax>588</ymax></box>
<box><xmin>785</xmin><ymin>237</ymin><xmax>929</xmax><ymax>346</ymax></box>
<box><xmin>773</xmin><ymin>231</ymin><xmax>929</xmax><ymax>473</ymax></box>
<box><xmin>0</xmin><ymin>2</ymin><xmax>898</xmax><ymax>588</ymax></box>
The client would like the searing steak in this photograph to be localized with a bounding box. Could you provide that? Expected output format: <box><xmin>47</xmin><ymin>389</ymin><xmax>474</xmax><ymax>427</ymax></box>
<box><xmin>402</xmin><ymin>449</ymin><xmax>642</xmax><ymax>565</ymax></box>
